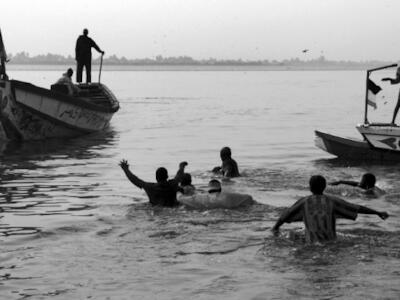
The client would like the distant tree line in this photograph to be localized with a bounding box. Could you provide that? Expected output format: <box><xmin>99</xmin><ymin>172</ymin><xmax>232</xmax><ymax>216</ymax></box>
<box><xmin>6</xmin><ymin>51</ymin><xmax>390</xmax><ymax>68</ymax></box>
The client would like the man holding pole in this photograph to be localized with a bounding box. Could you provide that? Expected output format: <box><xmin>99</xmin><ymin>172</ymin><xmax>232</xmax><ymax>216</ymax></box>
<box><xmin>75</xmin><ymin>28</ymin><xmax>104</xmax><ymax>83</ymax></box>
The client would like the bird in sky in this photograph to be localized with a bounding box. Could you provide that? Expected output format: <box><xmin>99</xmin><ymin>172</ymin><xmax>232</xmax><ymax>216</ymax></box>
<box><xmin>302</xmin><ymin>49</ymin><xmax>309</xmax><ymax>53</ymax></box>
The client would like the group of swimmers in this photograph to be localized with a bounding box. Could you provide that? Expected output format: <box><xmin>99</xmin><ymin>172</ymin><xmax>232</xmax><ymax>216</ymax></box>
<box><xmin>119</xmin><ymin>146</ymin><xmax>389</xmax><ymax>244</ymax></box>
<box><xmin>119</xmin><ymin>146</ymin><xmax>251</xmax><ymax>209</ymax></box>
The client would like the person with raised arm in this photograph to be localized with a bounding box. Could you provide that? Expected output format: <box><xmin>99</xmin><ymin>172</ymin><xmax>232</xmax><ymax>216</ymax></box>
<box><xmin>119</xmin><ymin>159</ymin><xmax>180</xmax><ymax>207</ymax></box>
<box><xmin>272</xmin><ymin>175</ymin><xmax>389</xmax><ymax>243</ymax></box>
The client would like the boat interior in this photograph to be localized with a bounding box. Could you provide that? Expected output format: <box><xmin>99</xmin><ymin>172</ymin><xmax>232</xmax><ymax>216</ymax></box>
<box><xmin>363</xmin><ymin>122</ymin><xmax>399</xmax><ymax>127</ymax></box>
<box><xmin>50</xmin><ymin>83</ymin><xmax>115</xmax><ymax>109</ymax></box>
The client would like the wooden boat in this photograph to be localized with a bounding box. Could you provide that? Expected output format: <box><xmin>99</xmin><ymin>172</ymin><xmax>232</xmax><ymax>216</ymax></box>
<box><xmin>314</xmin><ymin>130</ymin><xmax>400</xmax><ymax>161</ymax></box>
<box><xmin>0</xmin><ymin>80</ymin><xmax>119</xmax><ymax>140</ymax></box>
<box><xmin>315</xmin><ymin>64</ymin><xmax>400</xmax><ymax>161</ymax></box>
<box><xmin>356</xmin><ymin>123</ymin><xmax>400</xmax><ymax>151</ymax></box>
<box><xmin>0</xmin><ymin>29</ymin><xmax>119</xmax><ymax>140</ymax></box>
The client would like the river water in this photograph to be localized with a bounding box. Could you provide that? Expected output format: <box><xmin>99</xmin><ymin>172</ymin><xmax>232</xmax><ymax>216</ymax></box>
<box><xmin>0</xmin><ymin>67</ymin><xmax>399</xmax><ymax>299</ymax></box>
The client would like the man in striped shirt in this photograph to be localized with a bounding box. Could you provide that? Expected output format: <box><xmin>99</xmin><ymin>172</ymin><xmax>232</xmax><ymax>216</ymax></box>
<box><xmin>272</xmin><ymin>175</ymin><xmax>388</xmax><ymax>243</ymax></box>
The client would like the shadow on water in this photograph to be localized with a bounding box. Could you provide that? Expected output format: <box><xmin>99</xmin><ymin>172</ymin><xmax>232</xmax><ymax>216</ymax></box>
<box><xmin>313</xmin><ymin>157</ymin><xmax>400</xmax><ymax>168</ymax></box>
<box><xmin>0</xmin><ymin>128</ymin><xmax>118</xmax><ymax>160</ymax></box>
<box><xmin>0</xmin><ymin>129</ymin><xmax>118</xmax><ymax>238</ymax></box>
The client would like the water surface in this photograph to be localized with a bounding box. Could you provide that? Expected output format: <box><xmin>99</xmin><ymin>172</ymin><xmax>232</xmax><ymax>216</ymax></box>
<box><xmin>1</xmin><ymin>68</ymin><xmax>399</xmax><ymax>299</ymax></box>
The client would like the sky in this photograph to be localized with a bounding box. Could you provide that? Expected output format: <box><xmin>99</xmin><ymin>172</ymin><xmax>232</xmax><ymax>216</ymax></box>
<box><xmin>2</xmin><ymin>0</ymin><xmax>400</xmax><ymax>61</ymax></box>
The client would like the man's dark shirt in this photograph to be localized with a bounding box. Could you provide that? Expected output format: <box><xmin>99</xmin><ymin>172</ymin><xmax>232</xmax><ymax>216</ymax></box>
<box><xmin>141</xmin><ymin>180</ymin><xmax>180</xmax><ymax>207</ymax></box>
<box><xmin>122</xmin><ymin>168</ymin><xmax>180</xmax><ymax>207</ymax></box>
<box><xmin>222</xmin><ymin>158</ymin><xmax>240</xmax><ymax>177</ymax></box>
<box><xmin>75</xmin><ymin>35</ymin><xmax>101</xmax><ymax>62</ymax></box>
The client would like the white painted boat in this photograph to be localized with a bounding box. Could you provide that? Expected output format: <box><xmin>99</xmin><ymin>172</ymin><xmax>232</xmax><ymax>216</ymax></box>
<box><xmin>0</xmin><ymin>29</ymin><xmax>119</xmax><ymax>140</ymax></box>
<box><xmin>356</xmin><ymin>123</ymin><xmax>400</xmax><ymax>151</ymax></box>
<box><xmin>315</xmin><ymin>63</ymin><xmax>400</xmax><ymax>161</ymax></box>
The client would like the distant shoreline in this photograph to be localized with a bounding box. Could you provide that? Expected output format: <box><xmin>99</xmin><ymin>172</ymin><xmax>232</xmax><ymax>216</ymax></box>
<box><xmin>6</xmin><ymin>64</ymin><xmax>375</xmax><ymax>72</ymax></box>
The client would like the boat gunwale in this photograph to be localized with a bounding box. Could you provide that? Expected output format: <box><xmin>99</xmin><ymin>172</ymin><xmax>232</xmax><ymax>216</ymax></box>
<box><xmin>315</xmin><ymin>130</ymin><xmax>400</xmax><ymax>160</ymax></box>
<box><xmin>10</xmin><ymin>79</ymin><xmax>119</xmax><ymax>114</ymax></box>
<box><xmin>315</xmin><ymin>130</ymin><xmax>366</xmax><ymax>146</ymax></box>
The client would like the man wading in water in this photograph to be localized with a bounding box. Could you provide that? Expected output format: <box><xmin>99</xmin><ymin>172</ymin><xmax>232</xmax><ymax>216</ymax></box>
<box><xmin>212</xmin><ymin>147</ymin><xmax>240</xmax><ymax>178</ymax></box>
<box><xmin>119</xmin><ymin>159</ymin><xmax>180</xmax><ymax>207</ymax></box>
<box><xmin>272</xmin><ymin>175</ymin><xmax>389</xmax><ymax>243</ymax></box>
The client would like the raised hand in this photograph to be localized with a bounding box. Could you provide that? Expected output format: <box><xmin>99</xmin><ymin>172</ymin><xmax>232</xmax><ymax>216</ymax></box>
<box><xmin>119</xmin><ymin>159</ymin><xmax>129</xmax><ymax>170</ymax></box>
<box><xmin>179</xmin><ymin>161</ymin><xmax>188</xmax><ymax>170</ymax></box>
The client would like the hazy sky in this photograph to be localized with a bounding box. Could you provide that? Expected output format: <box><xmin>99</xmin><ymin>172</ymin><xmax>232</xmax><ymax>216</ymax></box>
<box><xmin>2</xmin><ymin>0</ymin><xmax>400</xmax><ymax>61</ymax></box>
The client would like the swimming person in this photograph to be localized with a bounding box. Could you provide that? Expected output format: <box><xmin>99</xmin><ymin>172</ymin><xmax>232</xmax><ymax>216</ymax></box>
<box><xmin>212</xmin><ymin>147</ymin><xmax>240</xmax><ymax>177</ymax></box>
<box><xmin>119</xmin><ymin>159</ymin><xmax>179</xmax><ymax>207</ymax></box>
<box><xmin>179</xmin><ymin>179</ymin><xmax>254</xmax><ymax>209</ymax></box>
<box><xmin>174</xmin><ymin>161</ymin><xmax>195</xmax><ymax>195</ymax></box>
<box><xmin>174</xmin><ymin>161</ymin><xmax>188</xmax><ymax>183</ymax></box>
<box><xmin>272</xmin><ymin>175</ymin><xmax>389</xmax><ymax>243</ymax></box>
<box><xmin>330</xmin><ymin>173</ymin><xmax>384</xmax><ymax>196</ymax></box>
<box><xmin>382</xmin><ymin>66</ymin><xmax>400</xmax><ymax>124</ymax></box>
<box><xmin>179</xmin><ymin>173</ymin><xmax>196</xmax><ymax>196</ymax></box>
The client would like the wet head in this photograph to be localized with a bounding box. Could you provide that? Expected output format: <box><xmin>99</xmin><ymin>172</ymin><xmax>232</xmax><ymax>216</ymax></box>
<box><xmin>66</xmin><ymin>68</ymin><xmax>73</xmax><ymax>77</ymax></box>
<box><xmin>181</xmin><ymin>173</ymin><xmax>192</xmax><ymax>186</ymax></box>
<box><xmin>208</xmin><ymin>179</ymin><xmax>222</xmax><ymax>193</ymax></box>
<box><xmin>220</xmin><ymin>146</ymin><xmax>232</xmax><ymax>161</ymax></box>
<box><xmin>309</xmin><ymin>175</ymin><xmax>326</xmax><ymax>195</ymax></box>
<box><xmin>359</xmin><ymin>173</ymin><xmax>376</xmax><ymax>190</ymax></box>
<box><xmin>155</xmin><ymin>167</ymin><xmax>168</xmax><ymax>183</ymax></box>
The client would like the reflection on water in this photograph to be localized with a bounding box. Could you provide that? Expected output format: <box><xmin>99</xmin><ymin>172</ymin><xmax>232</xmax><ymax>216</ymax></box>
<box><xmin>0</xmin><ymin>129</ymin><xmax>117</xmax><ymax>238</ymax></box>
<box><xmin>0</xmin><ymin>129</ymin><xmax>117</xmax><ymax>159</ymax></box>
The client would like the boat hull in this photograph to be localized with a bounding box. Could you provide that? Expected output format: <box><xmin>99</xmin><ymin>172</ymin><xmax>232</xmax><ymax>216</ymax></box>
<box><xmin>0</xmin><ymin>79</ymin><xmax>119</xmax><ymax>140</ymax></box>
<box><xmin>356</xmin><ymin>124</ymin><xmax>400</xmax><ymax>152</ymax></box>
<box><xmin>315</xmin><ymin>130</ymin><xmax>400</xmax><ymax>161</ymax></box>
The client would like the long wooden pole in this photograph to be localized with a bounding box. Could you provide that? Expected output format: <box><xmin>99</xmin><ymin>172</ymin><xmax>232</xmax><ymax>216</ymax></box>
<box><xmin>364</xmin><ymin>71</ymin><xmax>370</xmax><ymax>124</ymax></box>
<box><xmin>98</xmin><ymin>54</ymin><xmax>103</xmax><ymax>83</ymax></box>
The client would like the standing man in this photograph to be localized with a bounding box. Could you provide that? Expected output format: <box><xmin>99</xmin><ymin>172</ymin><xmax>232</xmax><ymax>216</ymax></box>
<box><xmin>75</xmin><ymin>28</ymin><xmax>104</xmax><ymax>83</ymax></box>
